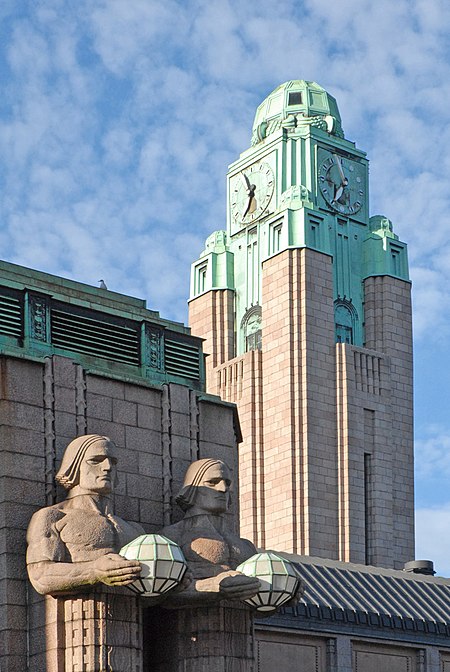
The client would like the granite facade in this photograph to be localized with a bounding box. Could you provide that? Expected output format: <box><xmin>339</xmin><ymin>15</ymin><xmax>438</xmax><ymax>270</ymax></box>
<box><xmin>0</xmin><ymin>353</ymin><xmax>241</xmax><ymax>672</ymax></box>
<box><xmin>189</xmin><ymin>247</ymin><xmax>415</xmax><ymax>568</ymax></box>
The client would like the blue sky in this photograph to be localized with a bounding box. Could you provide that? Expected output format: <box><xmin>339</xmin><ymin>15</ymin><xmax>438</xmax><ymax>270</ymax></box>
<box><xmin>1</xmin><ymin>0</ymin><xmax>450</xmax><ymax>573</ymax></box>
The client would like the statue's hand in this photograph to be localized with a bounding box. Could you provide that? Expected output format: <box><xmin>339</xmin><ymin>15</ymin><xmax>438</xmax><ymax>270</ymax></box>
<box><xmin>196</xmin><ymin>570</ymin><xmax>260</xmax><ymax>600</ymax></box>
<box><xmin>93</xmin><ymin>553</ymin><xmax>142</xmax><ymax>586</ymax></box>
<box><xmin>217</xmin><ymin>571</ymin><xmax>261</xmax><ymax>599</ymax></box>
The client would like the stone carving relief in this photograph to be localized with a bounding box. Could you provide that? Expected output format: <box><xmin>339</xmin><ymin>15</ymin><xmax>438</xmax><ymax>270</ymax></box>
<box><xmin>27</xmin><ymin>438</ymin><xmax>298</xmax><ymax>612</ymax></box>
<box><xmin>29</xmin><ymin>293</ymin><xmax>49</xmax><ymax>342</ymax></box>
<box><xmin>26</xmin><ymin>435</ymin><xmax>144</xmax><ymax>595</ymax></box>
<box><xmin>279</xmin><ymin>184</ymin><xmax>312</xmax><ymax>210</ymax></box>
<box><xmin>161</xmin><ymin>458</ymin><xmax>261</xmax><ymax>604</ymax></box>
<box><xmin>145</xmin><ymin>324</ymin><xmax>163</xmax><ymax>370</ymax></box>
<box><xmin>251</xmin><ymin>112</ymin><xmax>344</xmax><ymax>145</ymax></box>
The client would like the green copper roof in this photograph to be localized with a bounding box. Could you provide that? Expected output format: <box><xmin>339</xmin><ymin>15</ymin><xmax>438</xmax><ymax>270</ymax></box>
<box><xmin>252</xmin><ymin>80</ymin><xmax>344</xmax><ymax>144</ymax></box>
<box><xmin>190</xmin><ymin>79</ymin><xmax>410</xmax><ymax>353</ymax></box>
<box><xmin>0</xmin><ymin>259</ymin><xmax>205</xmax><ymax>390</ymax></box>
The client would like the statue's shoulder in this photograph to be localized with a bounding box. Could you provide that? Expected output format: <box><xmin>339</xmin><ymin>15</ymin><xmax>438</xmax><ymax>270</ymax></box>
<box><xmin>160</xmin><ymin>520</ymin><xmax>186</xmax><ymax>545</ymax></box>
<box><xmin>26</xmin><ymin>502</ymin><xmax>69</xmax><ymax>564</ymax></box>
<box><xmin>27</xmin><ymin>503</ymin><xmax>66</xmax><ymax>538</ymax></box>
<box><xmin>226</xmin><ymin>531</ymin><xmax>257</xmax><ymax>557</ymax></box>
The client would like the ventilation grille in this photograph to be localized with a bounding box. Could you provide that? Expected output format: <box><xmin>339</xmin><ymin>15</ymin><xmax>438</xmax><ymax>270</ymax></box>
<box><xmin>0</xmin><ymin>291</ymin><xmax>23</xmax><ymax>339</ymax></box>
<box><xmin>164</xmin><ymin>336</ymin><xmax>200</xmax><ymax>380</ymax></box>
<box><xmin>51</xmin><ymin>307</ymin><xmax>140</xmax><ymax>366</ymax></box>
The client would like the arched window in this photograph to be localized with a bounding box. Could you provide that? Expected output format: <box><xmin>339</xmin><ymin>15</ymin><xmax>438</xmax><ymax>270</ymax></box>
<box><xmin>335</xmin><ymin>301</ymin><xmax>357</xmax><ymax>345</ymax></box>
<box><xmin>241</xmin><ymin>306</ymin><xmax>262</xmax><ymax>352</ymax></box>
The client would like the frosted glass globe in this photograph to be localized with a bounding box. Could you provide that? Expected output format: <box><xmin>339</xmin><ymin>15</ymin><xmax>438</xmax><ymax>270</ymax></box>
<box><xmin>237</xmin><ymin>551</ymin><xmax>302</xmax><ymax>612</ymax></box>
<box><xmin>120</xmin><ymin>534</ymin><xmax>187</xmax><ymax>598</ymax></box>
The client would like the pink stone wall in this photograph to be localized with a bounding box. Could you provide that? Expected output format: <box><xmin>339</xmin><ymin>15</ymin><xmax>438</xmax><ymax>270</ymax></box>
<box><xmin>363</xmin><ymin>275</ymin><xmax>415</xmax><ymax>567</ymax></box>
<box><xmin>261</xmin><ymin>248</ymin><xmax>338</xmax><ymax>556</ymax></box>
<box><xmin>188</xmin><ymin>289</ymin><xmax>235</xmax><ymax>391</ymax></box>
<box><xmin>188</xmin><ymin>253</ymin><xmax>414</xmax><ymax>569</ymax></box>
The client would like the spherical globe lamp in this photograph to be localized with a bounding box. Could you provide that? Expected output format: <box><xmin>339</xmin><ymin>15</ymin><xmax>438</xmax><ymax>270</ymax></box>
<box><xmin>236</xmin><ymin>551</ymin><xmax>303</xmax><ymax>612</ymax></box>
<box><xmin>120</xmin><ymin>534</ymin><xmax>187</xmax><ymax>598</ymax></box>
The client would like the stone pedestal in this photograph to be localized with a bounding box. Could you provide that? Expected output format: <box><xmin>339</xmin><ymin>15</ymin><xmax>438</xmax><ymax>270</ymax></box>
<box><xmin>144</xmin><ymin>602</ymin><xmax>255</xmax><ymax>672</ymax></box>
<box><xmin>30</xmin><ymin>588</ymin><xmax>142</xmax><ymax>672</ymax></box>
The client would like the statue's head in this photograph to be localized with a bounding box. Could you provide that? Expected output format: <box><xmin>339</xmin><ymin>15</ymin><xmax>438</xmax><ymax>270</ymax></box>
<box><xmin>56</xmin><ymin>435</ymin><xmax>118</xmax><ymax>495</ymax></box>
<box><xmin>176</xmin><ymin>458</ymin><xmax>232</xmax><ymax>515</ymax></box>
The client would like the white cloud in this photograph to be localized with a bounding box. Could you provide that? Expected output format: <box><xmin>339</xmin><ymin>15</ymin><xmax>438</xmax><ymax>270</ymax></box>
<box><xmin>415</xmin><ymin>426</ymin><xmax>450</xmax><ymax>479</ymax></box>
<box><xmin>416</xmin><ymin>505</ymin><xmax>450</xmax><ymax>578</ymax></box>
<box><xmin>410</xmin><ymin>266</ymin><xmax>450</xmax><ymax>340</ymax></box>
<box><xmin>0</xmin><ymin>0</ymin><xmax>450</xmax><ymax>562</ymax></box>
<box><xmin>0</xmin><ymin>0</ymin><xmax>450</xmax><ymax>331</ymax></box>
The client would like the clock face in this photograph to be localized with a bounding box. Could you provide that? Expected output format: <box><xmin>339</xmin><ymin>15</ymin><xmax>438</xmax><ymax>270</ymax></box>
<box><xmin>318</xmin><ymin>151</ymin><xmax>366</xmax><ymax>216</ymax></box>
<box><xmin>231</xmin><ymin>162</ymin><xmax>275</xmax><ymax>225</ymax></box>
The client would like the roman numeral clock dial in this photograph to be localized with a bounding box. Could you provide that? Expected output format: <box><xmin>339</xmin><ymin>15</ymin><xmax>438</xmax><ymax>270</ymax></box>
<box><xmin>318</xmin><ymin>151</ymin><xmax>366</xmax><ymax>216</ymax></box>
<box><xmin>231</xmin><ymin>162</ymin><xmax>275</xmax><ymax>225</ymax></box>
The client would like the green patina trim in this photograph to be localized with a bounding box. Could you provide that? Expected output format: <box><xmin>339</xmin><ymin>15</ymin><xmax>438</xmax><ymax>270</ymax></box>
<box><xmin>0</xmin><ymin>259</ymin><xmax>190</xmax><ymax>333</ymax></box>
<box><xmin>190</xmin><ymin>80</ymin><xmax>410</xmax><ymax>352</ymax></box>
<box><xmin>251</xmin><ymin>80</ymin><xmax>345</xmax><ymax>145</ymax></box>
<box><xmin>0</xmin><ymin>259</ymin><xmax>205</xmax><ymax>391</ymax></box>
<box><xmin>363</xmin><ymin>216</ymin><xmax>409</xmax><ymax>281</ymax></box>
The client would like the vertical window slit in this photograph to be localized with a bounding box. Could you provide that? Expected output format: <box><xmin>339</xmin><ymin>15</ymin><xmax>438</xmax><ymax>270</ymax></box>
<box><xmin>364</xmin><ymin>452</ymin><xmax>372</xmax><ymax>565</ymax></box>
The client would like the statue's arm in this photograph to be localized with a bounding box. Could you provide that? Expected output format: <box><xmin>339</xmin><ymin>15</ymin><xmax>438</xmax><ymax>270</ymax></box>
<box><xmin>27</xmin><ymin>554</ymin><xmax>142</xmax><ymax>595</ymax></box>
<box><xmin>26</xmin><ymin>509</ymin><xmax>141</xmax><ymax>595</ymax></box>
<box><xmin>162</xmin><ymin>569</ymin><xmax>261</xmax><ymax>606</ymax></box>
<box><xmin>161</xmin><ymin>524</ymin><xmax>260</xmax><ymax>605</ymax></box>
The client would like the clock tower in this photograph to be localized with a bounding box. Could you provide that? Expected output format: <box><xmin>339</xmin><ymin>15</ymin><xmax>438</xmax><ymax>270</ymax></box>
<box><xmin>189</xmin><ymin>81</ymin><xmax>413</xmax><ymax>569</ymax></box>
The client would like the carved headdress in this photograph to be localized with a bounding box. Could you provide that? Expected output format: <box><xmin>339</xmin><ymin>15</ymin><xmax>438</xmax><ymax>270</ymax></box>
<box><xmin>55</xmin><ymin>434</ymin><xmax>112</xmax><ymax>490</ymax></box>
<box><xmin>176</xmin><ymin>458</ymin><xmax>231</xmax><ymax>511</ymax></box>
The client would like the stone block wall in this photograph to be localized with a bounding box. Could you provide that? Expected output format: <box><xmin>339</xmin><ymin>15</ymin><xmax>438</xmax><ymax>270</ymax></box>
<box><xmin>261</xmin><ymin>248</ymin><xmax>338</xmax><ymax>556</ymax></box>
<box><xmin>254</xmin><ymin>627</ymin><xmax>450</xmax><ymax>672</ymax></box>
<box><xmin>0</xmin><ymin>353</ymin><xmax>240</xmax><ymax>672</ymax></box>
<box><xmin>336</xmin><ymin>343</ymin><xmax>398</xmax><ymax>566</ymax></box>
<box><xmin>192</xmin><ymin>248</ymin><xmax>339</xmax><ymax>557</ymax></box>
<box><xmin>0</xmin><ymin>357</ymin><xmax>46</xmax><ymax>672</ymax></box>
<box><xmin>363</xmin><ymin>276</ymin><xmax>414</xmax><ymax>567</ymax></box>
<box><xmin>188</xmin><ymin>289</ymin><xmax>235</xmax><ymax>388</ymax></box>
<box><xmin>189</xmin><ymin>252</ymin><xmax>414</xmax><ymax>569</ymax></box>
<box><xmin>216</xmin><ymin>350</ymin><xmax>265</xmax><ymax>547</ymax></box>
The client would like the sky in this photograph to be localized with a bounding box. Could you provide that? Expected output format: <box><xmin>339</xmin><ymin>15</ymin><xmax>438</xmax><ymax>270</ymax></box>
<box><xmin>1</xmin><ymin>0</ymin><xmax>450</xmax><ymax>572</ymax></box>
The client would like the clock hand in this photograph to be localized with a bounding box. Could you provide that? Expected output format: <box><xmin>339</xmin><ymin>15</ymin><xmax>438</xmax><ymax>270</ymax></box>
<box><xmin>243</xmin><ymin>195</ymin><xmax>254</xmax><ymax>218</ymax></box>
<box><xmin>242</xmin><ymin>176</ymin><xmax>257</xmax><ymax>218</ymax></box>
<box><xmin>333</xmin><ymin>153</ymin><xmax>348</xmax><ymax>188</ymax></box>
<box><xmin>332</xmin><ymin>185</ymin><xmax>344</xmax><ymax>203</ymax></box>
<box><xmin>241</xmin><ymin>172</ymin><xmax>252</xmax><ymax>193</ymax></box>
<box><xmin>243</xmin><ymin>187</ymin><xmax>258</xmax><ymax>218</ymax></box>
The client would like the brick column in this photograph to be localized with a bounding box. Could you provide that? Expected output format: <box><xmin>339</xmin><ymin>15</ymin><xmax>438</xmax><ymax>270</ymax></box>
<box><xmin>216</xmin><ymin>351</ymin><xmax>265</xmax><ymax>547</ymax></box>
<box><xmin>0</xmin><ymin>356</ymin><xmax>46</xmax><ymax>672</ymax></box>
<box><xmin>336</xmin><ymin>343</ymin><xmax>395</xmax><ymax>566</ymax></box>
<box><xmin>144</xmin><ymin>603</ymin><xmax>255</xmax><ymax>672</ymax></box>
<box><xmin>363</xmin><ymin>276</ymin><xmax>414</xmax><ymax>567</ymax></box>
<box><xmin>32</xmin><ymin>589</ymin><xmax>142</xmax><ymax>672</ymax></box>
<box><xmin>189</xmin><ymin>290</ymin><xmax>235</xmax><ymax>394</ymax></box>
<box><xmin>261</xmin><ymin>248</ymin><xmax>338</xmax><ymax>557</ymax></box>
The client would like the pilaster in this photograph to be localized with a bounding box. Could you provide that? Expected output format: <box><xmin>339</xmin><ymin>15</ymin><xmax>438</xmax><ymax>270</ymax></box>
<box><xmin>261</xmin><ymin>247</ymin><xmax>338</xmax><ymax>556</ymax></box>
<box><xmin>189</xmin><ymin>290</ymin><xmax>235</xmax><ymax>393</ymax></box>
<box><xmin>216</xmin><ymin>351</ymin><xmax>265</xmax><ymax>547</ymax></box>
<box><xmin>363</xmin><ymin>276</ymin><xmax>414</xmax><ymax>567</ymax></box>
<box><xmin>145</xmin><ymin>603</ymin><xmax>255</xmax><ymax>672</ymax></box>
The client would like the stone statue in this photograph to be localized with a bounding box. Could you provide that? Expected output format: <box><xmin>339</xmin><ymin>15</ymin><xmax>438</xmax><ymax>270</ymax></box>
<box><xmin>26</xmin><ymin>434</ymin><xmax>143</xmax><ymax>595</ymax></box>
<box><xmin>161</xmin><ymin>458</ymin><xmax>261</xmax><ymax>603</ymax></box>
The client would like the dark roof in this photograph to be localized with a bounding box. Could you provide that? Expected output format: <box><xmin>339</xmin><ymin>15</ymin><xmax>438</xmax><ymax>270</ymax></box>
<box><xmin>259</xmin><ymin>553</ymin><xmax>450</xmax><ymax>637</ymax></box>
